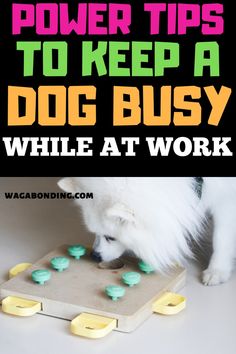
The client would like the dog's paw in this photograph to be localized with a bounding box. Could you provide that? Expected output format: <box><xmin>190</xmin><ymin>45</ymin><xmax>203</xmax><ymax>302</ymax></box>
<box><xmin>202</xmin><ymin>268</ymin><xmax>231</xmax><ymax>286</ymax></box>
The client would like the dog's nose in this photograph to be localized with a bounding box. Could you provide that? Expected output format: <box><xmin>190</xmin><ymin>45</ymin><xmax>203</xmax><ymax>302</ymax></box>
<box><xmin>91</xmin><ymin>250</ymin><xmax>102</xmax><ymax>262</ymax></box>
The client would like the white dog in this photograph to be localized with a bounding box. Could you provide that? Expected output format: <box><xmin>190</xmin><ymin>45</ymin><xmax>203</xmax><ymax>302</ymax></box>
<box><xmin>58</xmin><ymin>177</ymin><xmax>236</xmax><ymax>286</ymax></box>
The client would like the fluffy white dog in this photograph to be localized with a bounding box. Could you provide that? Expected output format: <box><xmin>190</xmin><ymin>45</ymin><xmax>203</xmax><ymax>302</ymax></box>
<box><xmin>58</xmin><ymin>177</ymin><xmax>236</xmax><ymax>286</ymax></box>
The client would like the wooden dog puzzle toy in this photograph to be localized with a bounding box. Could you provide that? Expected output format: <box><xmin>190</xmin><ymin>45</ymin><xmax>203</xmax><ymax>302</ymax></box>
<box><xmin>0</xmin><ymin>245</ymin><xmax>186</xmax><ymax>339</ymax></box>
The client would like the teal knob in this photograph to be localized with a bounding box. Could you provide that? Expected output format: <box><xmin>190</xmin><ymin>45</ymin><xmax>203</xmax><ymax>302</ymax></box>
<box><xmin>50</xmin><ymin>257</ymin><xmax>70</xmax><ymax>272</ymax></box>
<box><xmin>105</xmin><ymin>285</ymin><xmax>126</xmax><ymax>301</ymax></box>
<box><xmin>122</xmin><ymin>272</ymin><xmax>141</xmax><ymax>287</ymax></box>
<box><xmin>68</xmin><ymin>245</ymin><xmax>86</xmax><ymax>259</ymax></box>
<box><xmin>138</xmin><ymin>261</ymin><xmax>155</xmax><ymax>274</ymax></box>
<box><xmin>31</xmin><ymin>269</ymin><xmax>51</xmax><ymax>285</ymax></box>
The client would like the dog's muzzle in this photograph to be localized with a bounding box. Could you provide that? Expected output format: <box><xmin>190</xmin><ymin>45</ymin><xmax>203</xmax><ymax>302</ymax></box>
<box><xmin>91</xmin><ymin>250</ymin><xmax>102</xmax><ymax>262</ymax></box>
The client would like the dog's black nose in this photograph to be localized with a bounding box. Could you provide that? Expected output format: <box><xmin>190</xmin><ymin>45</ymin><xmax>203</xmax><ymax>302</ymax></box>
<box><xmin>91</xmin><ymin>250</ymin><xmax>102</xmax><ymax>262</ymax></box>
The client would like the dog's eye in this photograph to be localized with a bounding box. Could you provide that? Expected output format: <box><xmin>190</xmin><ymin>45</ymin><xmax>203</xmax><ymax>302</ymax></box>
<box><xmin>104</xmin><ymin>235</ymin><xmax>116</xmax><ymax>242</ymax></box>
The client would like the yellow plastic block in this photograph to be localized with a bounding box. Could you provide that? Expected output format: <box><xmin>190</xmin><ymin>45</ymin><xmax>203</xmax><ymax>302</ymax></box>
<box><xmin>152</xmin><ymin>292</ymin><xmax>186</xmax><ymax>315</ymax></box>
<box><xmin>1</xmin><ymin>296</ymin><xmax>41</xmax><ymax>317</ymax></box>
<box><xmin>9</xmin><ymin>263</ymin><xmax>32</xmax><ymax>279</ymax></box>
<box><xmin>71</xmin><ymin>313</ymin><xmax>117</xmax><ymax>339</ymax></box>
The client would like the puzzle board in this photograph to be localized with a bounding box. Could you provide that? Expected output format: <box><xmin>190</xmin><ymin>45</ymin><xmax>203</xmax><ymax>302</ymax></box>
<box><xmin>0</xmin><ymin>245</ymin><xmax>186</xmax><ymax>332</ymax></box>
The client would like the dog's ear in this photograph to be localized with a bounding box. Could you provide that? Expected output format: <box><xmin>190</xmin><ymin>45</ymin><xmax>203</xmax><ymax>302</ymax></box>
<box><xmin>57</xmin><ymin>178</ymin><xmax>82</xmax><ymax>193</ymax></box>
<box><xmin>106</xmin><ymin>203</ymin><xmax>135</xmax><ymax>224</ymax></box>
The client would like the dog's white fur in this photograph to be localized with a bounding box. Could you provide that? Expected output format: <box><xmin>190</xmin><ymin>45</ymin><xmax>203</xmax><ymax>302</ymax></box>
<box><xmin>58</xmin><ymin>177</ymin><xmax>236</xmax><ymax>285</ymax></box>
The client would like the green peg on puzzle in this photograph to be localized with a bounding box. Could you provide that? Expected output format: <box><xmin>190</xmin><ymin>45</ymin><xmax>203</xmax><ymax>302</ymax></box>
<box><xmin>122</xmin><ymin>272</ymin><xmax>141</xmax><ymax>287</ymax></box>
<box><xmin>31</xmin><ymin>269</ymin><xmax>51</xmax><ymax>285</ymax></box>
<box><xmin>68</xmin><ymin>245</ymin><xmax>86</xmax><ymax>259</ymax></box>
<box><xmin>105</xmin><ymin>285</ymin><xmax>126</xmax><ymax>301</ymax></box>
<box><xmin>138</xmin><ymin>261</ymin><xmax>155</xmax><ymax>274</ymax></box>
<box><xmin>50</xmin><ymin>257</ymin><xmax>70</xmax><ymax>272</ymax></box>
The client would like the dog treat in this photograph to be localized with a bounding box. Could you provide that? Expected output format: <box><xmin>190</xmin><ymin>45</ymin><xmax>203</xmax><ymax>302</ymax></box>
<box><xmin>138</xmin><ymin>261</ymin><xmax>155</xmax><ymax>274</ymax></box>
<box><xmin>98</xmin><ymin>259</ymin><xmax>124</xmax><ymax>270</ymax></box>
<box><xmin>122</xmin><ymin>272</ymin><xmax>141</xmax><ymax>287</ymax></box>
<box><xmin>50</xmin><ymin>257</ymin><xmax>70</xmax><ymax>272</ymax></box>
<box><xmin>67</xmin><ymin>245</ymin><xmax>86</xmax><ymax>259</ymax></box>
<box><xmin>31</xmin><ymin>269</ymin><xmax>51</xmax><ymax>285</ymax></box>
<box><xmin>105</xmin><ymin>285</ymin><xmax>126</xmax><ymax>301</ymax></box>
